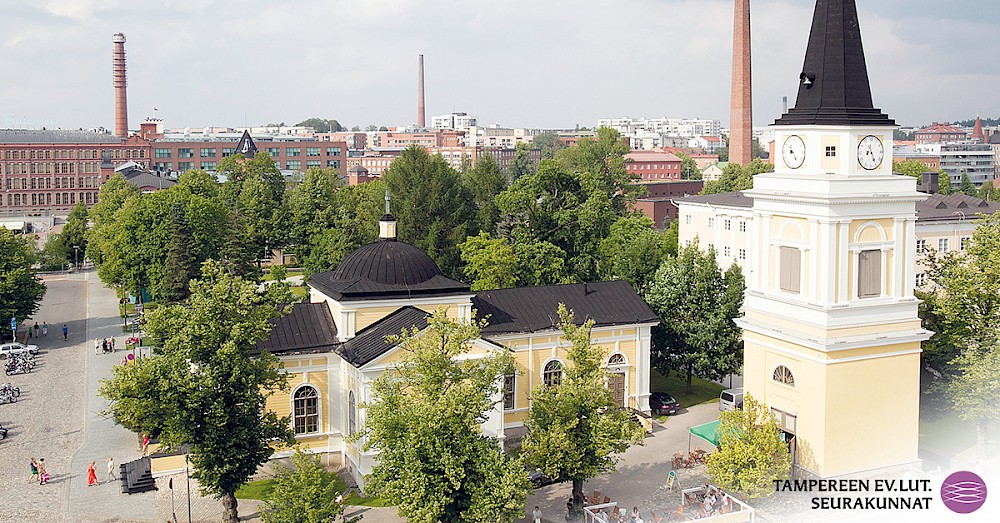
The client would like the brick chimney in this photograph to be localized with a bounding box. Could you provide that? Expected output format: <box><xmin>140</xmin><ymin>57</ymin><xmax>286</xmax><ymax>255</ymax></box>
<box><xmin>417</xmin><ymin>55</ymin><xmax>426</xmax><ymax>129</ymax></box>
<box><xmin>729</xmin><ymin>0</ymin><xmax>752</xmax><ymax>166</ymax></box>
<box><xmin>113</xmin><ymin>33</ymin><xmax>129</xmax><ymax>138</ymax></box>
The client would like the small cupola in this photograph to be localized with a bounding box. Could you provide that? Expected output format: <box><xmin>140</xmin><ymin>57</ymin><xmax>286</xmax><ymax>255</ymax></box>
<box><xmin>379</xmin><ymin>189</ymin><xmax>397</xmax><ymax>241</ymax></box>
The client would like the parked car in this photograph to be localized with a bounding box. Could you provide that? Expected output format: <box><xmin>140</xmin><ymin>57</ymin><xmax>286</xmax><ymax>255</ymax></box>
<box><xmin>649</xmin><ymin>392</ymin><xmax>680</xmax><ymax>415</ymax></box>
<box><xmin>719</xmin><ymin>388</ymin><xmax>744</xmax><ymax>412</ymax></box>
<box><xmin>527</xmin><ymin>467</ymin><xmax>557</xmax><ymax>488</ymax></box>
<box><xmin>0</xmin><ymin>342</ymin><xmax>39</xmax><ymax>358</ymax></box>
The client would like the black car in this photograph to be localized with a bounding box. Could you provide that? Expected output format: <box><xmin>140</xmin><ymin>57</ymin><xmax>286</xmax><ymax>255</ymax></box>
<box><xmin>649</xmin><ymin>392</ymin><xmax>680</xmax><ymax>415</ymax></box>
<box><xmin>527</xmin><ymin>467</ymin><xmax>557</xmax><ymax>488</ymax></box>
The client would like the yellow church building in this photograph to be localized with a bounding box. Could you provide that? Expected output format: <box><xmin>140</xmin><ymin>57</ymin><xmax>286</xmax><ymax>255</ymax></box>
<box><xmin>737</xmin><ymin>0</ymin><xmax>932</xmax><ymax>479</ymax></box>
<box><xmin>236</xmin><ymin>210</ymin><xmax>656</xmax><ymax>489</ymax></box>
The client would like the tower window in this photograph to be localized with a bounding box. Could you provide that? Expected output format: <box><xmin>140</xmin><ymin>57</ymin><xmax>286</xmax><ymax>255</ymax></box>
<box><xmin>825</xmin><ymin>146</ymin><xmax>837</xmax><ymax>157</ymax></box>
<box><xmin>773</xmin><ymin>365</ymin><xmax>795</xmax><ymax>386</ymax></box>
<box><xmin>858</xmin><ymin>249</ymin><xmax>881</xmax><ymax>299</ymax></box>
<box><xmin>503</xmin><ymin>373</ymin><xmax>515</xmax><ymax>411</ymax></box>
<box><xmin>780</xmin><ymin>246</ymin><xmax>801</xmax><ymax>294</ymax></box>
<box><xmin>293</xmin><ymin>385</ymin><xmax>319</xmax><ymax>435</ymax></box>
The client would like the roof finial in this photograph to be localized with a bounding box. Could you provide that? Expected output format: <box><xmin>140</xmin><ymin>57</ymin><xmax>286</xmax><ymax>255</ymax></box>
<box><xmin>379</xmin><ymin>189</ymin><xmax>397</xmax><ymax>241</ymax></box>
<box><xmin>385</xmin><ymin>188</ymin><xmax>391</xmax><ymax>215</ymax></box>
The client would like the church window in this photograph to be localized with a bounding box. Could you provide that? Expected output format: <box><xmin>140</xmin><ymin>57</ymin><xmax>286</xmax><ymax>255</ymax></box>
<box><xmin>724</xmin><ymin>219</ymin><xmax>732</xmax><ymax>231</ymax></box>
<box><xmin>773</xmin><ymin>365</ymin><xmax>795</xmax><ymax>386</ymax></box>
<box><xmin>348</xmin><ymin>390</ymin><xmax>357</xmax><ymax>437</ymax></box>
<box><xmin>503</xmin><ymin>373</ymin><xmax>516</xmax><ymax>411</ymax></box>
<box><xmin>780</xmin><ymin>246</ymin><xmax>801</xmax><ymax>294</ymax></box>
<box><xmin>858</xmin><ymin>249</ymin><xmax>881</xmax><ymax>299</ymax></box>
<box><xmin>916</xmin><ymin>239</ymin><xmax>927</xmax><ymax>253</ymax></box>
<box><xmin>739</xmin><ymin>221</ymin><xmax>747</xmax><ymax>233</ymax></box>
<box><xmin>825</xmin><ymin>146</ymin><xmax>837</xmax><ymax>157</ymax></box>
<box><xmin>293</xmin><ymin>385</ymin><xmax>319</xmax><ymax>434</ymax></box>
<box><xmin>543</xmin><ymin>360</ymin><xmax>563</xmax><ymax>387</ymax></box>
<box><xmin>608</xmin><ymin>354</ymin><xmax>626</xmax><ymax>366</ymax></box>
<box><xmin>938</xmin><ymin>239</ymin><xmax>949</xmax><ymax>253</ymax></box>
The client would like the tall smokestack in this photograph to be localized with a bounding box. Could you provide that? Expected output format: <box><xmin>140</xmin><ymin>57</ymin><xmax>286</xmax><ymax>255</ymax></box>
<box><xmin>113</xmin><ymin>33</ymin><xmax>129</xmax><ymax>138</ymax></box>
<box><xmin>729</xmin><ymin>0</ymin><xmax>752</xmax><ymax>165</ymax></box>
<box><xmin>417</xmin><ymin>54</ymin><xmax>426</xmax><ymax>129</ymax></box>
<box><xmin>783</xmin><ymin>96</ymin><xmax>788</xmax><ymax>114</ymax></box>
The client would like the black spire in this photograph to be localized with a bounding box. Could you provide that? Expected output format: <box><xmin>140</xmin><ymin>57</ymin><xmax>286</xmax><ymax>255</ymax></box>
<box><xmin>235</xmin><ymin>130</ymin><xmax>258</xmax><ymax>158</ymax></box>
<box><xmin>774</xmin><ymin>0</ymin><xmax>894</xmax><ymax>126</ymax></box>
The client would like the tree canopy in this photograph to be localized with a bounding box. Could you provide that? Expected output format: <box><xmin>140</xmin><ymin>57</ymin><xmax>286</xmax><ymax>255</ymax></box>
<box><xmin>0</xmin><ymin>229</ymin><xmax>46</xmax><ymax>324</ymax></box>
<box><xmin>521</xmin><ymin>305</ymin><xmax>645</xmax><ymax>517</ymax></box>
<box><xmin>597</xmin><ymin>215</ymin><xmax>671</xmax><ymax>291</ymax></box>
<box><xmin>462</xmin><ymin>151</ymin><xmax>507</xmax><ymax>233</ymax></box>
<box><xmin>362</xmin><ymin>309</ymin><xmax>529</xmax><ymax>523</ymax></box>
<box><xmin>294</xmin><ymin>117</ymin><xmax>346</xmax><ymax>133</ymax></box>
<box><xmin>644</xmin><ymin>241</ymin><xmax>745</xmax><ymax>391</ymax></box>
<box><xmin>99</xmin><ymin>261</ymin><xmax>294</xmax><ymax>523</ymax></box>
<box><xmin>260</xmin><ymin>450</ymin><xmax>359</xmax><ymax>523</ymax></box>
<box><xmin>701</xmin><ymin>159</ymin><xmax>773</xmax><ymax>195</ymax></box>
<box><xmin>706</xmin><ymin>394</ymin><xmax>791</xmax><ymax>499</ymax></box>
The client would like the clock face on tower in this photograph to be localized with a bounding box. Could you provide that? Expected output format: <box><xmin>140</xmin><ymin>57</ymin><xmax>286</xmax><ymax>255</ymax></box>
<box><xmin>782</xmin><ymin>135</ymin><xmax>806</xmax><ymax>169</ymax></box>
<box><xmin>858</xmin><ymin>135</ymin><xmax>884</xmax><ymax>170</ymax></box>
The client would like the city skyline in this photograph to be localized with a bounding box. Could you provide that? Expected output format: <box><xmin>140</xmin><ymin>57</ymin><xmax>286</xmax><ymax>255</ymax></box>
<box><xmin>0</xmin><ymin>0</ymin><xmax>997</xmax><ymax>132</ymax></box>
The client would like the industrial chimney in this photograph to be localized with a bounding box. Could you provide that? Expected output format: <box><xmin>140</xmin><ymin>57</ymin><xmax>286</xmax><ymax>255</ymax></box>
<box><xmin>729</xmin><ymin>0</ymin><xmax>752</xmax><ymax>165</ymax></box>
<box><xmin>417</xmin><ymin>54</ymin><xmax>426</xmax><ymax>129</ymax></box>
<box><xmin>113</xmin><ymin>33</ymin><xmax>129</xmax><ymax>138</ymax></box>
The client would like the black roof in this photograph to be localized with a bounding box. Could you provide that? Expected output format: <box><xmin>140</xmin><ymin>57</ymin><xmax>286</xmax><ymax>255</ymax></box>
<box><xmin>253</xmin><ymin>302</ymin><xmax>339</xmax><ymax>356</ymax></box>
<box><xmin>123</xmin><ymin>171</ymin><xmax>177</xmax><ymax>190</ymax></box>
<box><xmin>337</xmin><ymin>306</ymin><xmax>429</xmax><ymax>366</ymax></box>
<box><xmin>309</xmin><ymin>241</ymin><xmax>470</xmax><ymax>301</ymax></box>
<box><xmin>673</xmin><ymin>191</ymin><xmax>754</xmax><ymax>209</ymax></box>
<box><xmin>774</xmin><ymin>0</ymin><xmax>894</xmax><ymax>127</ymax></box>
<box><xmin>234</xmin><ymin>130</ymin><xmax>258</xmax><ymax>158</ymax></box>
<box><xmin>474</xmin><ymin>280</ymin><xmax>658</xmax><ymax>335</ymax></box>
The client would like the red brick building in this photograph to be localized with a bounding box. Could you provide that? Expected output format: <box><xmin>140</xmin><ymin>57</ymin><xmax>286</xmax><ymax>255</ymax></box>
<box><xmin>915</xmin><ymin>123</ymin><xmax>966</xmax><ymax>144</ymax></box>
<box><xmin>148</xmin><ymin>138</ymin><xmax>347</xmax><ymax>174</ymax></box>
<box><xmin>625</xmin><ymin>150</ymin><xmax>683</xmax><ymax>182</ymax></box>
<box><xmin>632</xmin><ymin>180</ymin><xmax>705</xmax><ymax>228</ymax></box>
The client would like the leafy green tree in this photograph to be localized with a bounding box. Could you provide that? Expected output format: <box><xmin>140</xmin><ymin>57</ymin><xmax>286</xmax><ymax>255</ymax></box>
<box><xmin>893</xmin><ymin>159</ymin><xmax>932</xmax><ymax>179</ymax></box>
<box><xmin>462</xmin><ymin>151</ymin><xmax>507</xmax><ymax>233</ymax></box>
<box><xmin>294</xmin><ymin>117</ymin><xmax>346</xmax><ymax>133</ymax></box>
<box><xmin>597</xmin><ymin>215</ymin><xmax>668</xmax><ymax>291</ymax></box>
<box><xmin>663</xmin><ymin>219</ymin><xmax>679</xmax><ymax>258</ymax></box>
<box><xmin>363</xmin><ymin>309</ymin><xmax>529</xmax><ymax>523</ymax></box>
<box><xmin>939</xmin><ymin>173</ymin><xmax>953</xmax><ymax>195</ymax></box>
<box><xmin>383</xmin><ymin>146</ymin><xmax>477</xmax><ymax>278</ymax></box>
<box><xmin>644</xmin><ymin>241</ymin><xmax>745</xmax><ymax>391</ymax></box>
<box><xmin>286</xmin><ymin>167</ymin><xmax>342</xmax><ymax>259</ymax></box>
<box><xmin>459</xmin><ymin>232</ymin><xmax>518</xmax><ymax>291</ymax></box>
<box><xmin>957</xmin><ymin>172</ymin><xmax>977</xmax><ymax>196</ymax></box>
<box><xmin>261</xmin><ymin>450</ymin><xmax>360</xmax><ymax>523</ymax></box>
<box><xmin>947</xmin><ymin>329</ymin><xmax>1000</xmax><ymax>458</ymax></box>
<box><xmin>0</xmin><ymin>229</ymin><xmax>47</xmax><ymax>324</ymax></box>
<box><xmin>978</xmin><ymin>181</ymin><xmax>1000</xmax><ymax>202</ymax></box>
<box><xmin>521</xmin><ymin>305</ymin><xmax>645</xmax><ymax>518</ymax></box>
<box><xmin>509</xmin><ymin>142</ymin><xmax>537</xmax><ymax>181</ymax></box>
<box><xmin>161</xmin><ymin>203</ymin><xmax>196</xmax><ymax>303</ymax></box>
<box><xmin>700</xmin><ymin>159</ymin><xmax>772</xmax><ymax>195</ymax></box>
<box><xmin>86</xmin><ymin>173</ymin><xmax>139</xmax><ymax>266</ymax></box>
<box><xmin>99</xmin><ymin>261</ymin><xmax>295</xmax><ymax>523</ymax></box>
<box><xmin>37</xmin><ymin>235</ymin><xmax>69</xmax><ymax>271</ymax></box>
<box><xmin>675</xmin><ymin>151</ymin><xmax>702</xmax><ymax>180</ymax></box>
<box><xmin>60</xmin><ymin>202</ymin><xmax>89</xmax><ymax>266</ymax></box>
<box><xmin>532</xmin><ymin>131</ymin><xmax>564</xmax><ymax>159</ymax></box>
<box><xmin>303</xmin><ymin>179</ymin><xmax>386</xmax><ymax>275</ymax></box>
<box><xmin>220</xmin><ymin>153</ymin><xmax>288</xmax><ymax>262</ymax></box>
<box><xmin>706</xmin><ymin>394</ymin><xmax>791</xmax><ymax>499</ymax></box>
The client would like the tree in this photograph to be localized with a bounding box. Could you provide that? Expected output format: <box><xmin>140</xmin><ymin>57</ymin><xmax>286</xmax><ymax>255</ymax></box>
<box><xmin>383</xmin><ymin>146</ymin><xmax>478</xmax><ymax>278</ymax></box>
<box><xmin>294</xmin><ymin>117</ymin><xmax>346</xmax><ymax>133</ymax></box>
<box><xmin>220</xmin><ymin>153</ymin><xmax>288</xmax><ymax>262</ymax></box>
<box><xmin>459</xmin><ymin>232</ymin><xmax>518</xmax><ymax>291</ymax></box>
<box><xmin>947</xmin><ymin>330</ymin><xmax>1000</xmax><ymax>459</ymax></box>
<box><xmin>644</xmin><ymin>241</ymin><xmax>745</xmax><ymax>391</ymax></box>
<box><xmin>700</xmin><ymin>159</ymin><xmax>773</xmax><ymax>195</ymax></box>
<box><xmin>978</xmin><ymin>181</ymin><xmax>1000</xmax><ymax>203</ymax></box>
<box><xmin>957</xmin><ymin>172</ymin><xmax>977</xmax><ymax>196</ymax></box>
<box><xmin>86</xmin><ymin>173</ymin><xmax>139</xmax><ymax>267</ymax></box>
<box><xmin>532</xmin><ymin>131</ymin><xmax>564</xmax><ymax>159</ymax></box>
<box><xmin>260</xmin><ymin>450</ymin><xmax>360</xmax><ymax>523</ymax></box>
<box><xmin>161</xmin><ymin>203</ymin><xmax>196</xmax><ymax>302</ymax></box>
<box><xmin>521</xmin><ymin>305</ymin><xmax>645</xmax><ymax>518</ymax></box>
<box><xmin>893</xmin><ymin>159</ymin><xmax>931</xmax><ymax>179</ymax></box>
<box><xmin>675</xmin><ymin>152</ymin><xmax>702</xmax><ymax>180</ymax></box>
<box><xmin>99</xmin><ymin>261</ymin><xmax>295</xmax><ymax>523</ymax></box>
<box><xmin>363</xmin><ymin>309</ymin><xmax>529</xmax><ymax>523</ymax></box>
<box><xmin>303</xmin><ymin>180</ymin><xmax>386</xmax><ymax>275</ymax></box>
<box><xmin>462</xmin><ymin>151</ymin><xmax>507</xmax><ymax>233</ymax></box>
<box><xmin>706</xmin><ymin>394</ymin><xmax>791</xmax><ymax>499</ymax></box>
<box><xmin>0</xmin><ymin>229</ymin><xmax>47</xmax><ymax>325</ymax></box>
<box><xmin>61</xmin><ymin>202</ymin><xmax>89</xmax><ymax>266</ymax></box>
<box><xmin>662</xmin><ymin>219</ymin><xmax>679</xmax><ymax>258</ymax></box>
<box><xmin>597</xmin><ymin>215</ymin><xmax>669</xmax><ymax>291</ymax></box>
<box><xmin>509</xmin><ymin>142</ymin><xmax>536</xmax><ymax>181</ymax></box>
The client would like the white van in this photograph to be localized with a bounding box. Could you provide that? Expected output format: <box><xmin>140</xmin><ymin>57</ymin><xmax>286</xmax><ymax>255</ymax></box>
<box><xmin>720</xmin><ymin>388</ymin><xmax>744</xmax><ymax>411</ymax></box>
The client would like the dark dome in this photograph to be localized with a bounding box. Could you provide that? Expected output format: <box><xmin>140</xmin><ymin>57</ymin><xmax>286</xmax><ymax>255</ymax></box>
<box><xmin>332</xmin><ymin>241</ymin><xmax>443</xmax><ymax>286</ymax></box>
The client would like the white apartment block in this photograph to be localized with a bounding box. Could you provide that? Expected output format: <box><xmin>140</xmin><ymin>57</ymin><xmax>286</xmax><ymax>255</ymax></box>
<box><xmin>597</xmin><ymin>117</ymin><xmax>722</xmax><ymax>139</ymax></box>
<box><xmin>431</xmin><ymin>112</ymin><xmax>478</xmax><ymax>131</ymax></box>
<box><xmin>464</xmin><ymin>126</ymin><xmax>538</xmax><ymax>148</ymax></box>
<box><xmin>915</xmin><ymin>143</ymin><xmax>996</xmax><ymax>186</ymax></box>
<box><xmin>676</xmin><ymin>190</ymin><xmax>1000</xmax><ymax>290</ymax></box>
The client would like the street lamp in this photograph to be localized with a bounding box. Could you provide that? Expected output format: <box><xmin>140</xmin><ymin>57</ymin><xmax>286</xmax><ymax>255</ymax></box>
<box><xmin>72</xmin><ymin>245</ymin><xmax>80</xmax><ymax>269</ymax></box>
<box><xmin>185</xmin><ymin>453</ymin><xmax>192</xmax><ymax>523</ymax></box>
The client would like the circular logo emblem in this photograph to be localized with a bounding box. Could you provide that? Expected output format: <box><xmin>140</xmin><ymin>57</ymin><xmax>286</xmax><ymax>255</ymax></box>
<box><xmin>941</xmin><ymin>470</ymin><xmax>987</xmax><ymax>514</ymax></box>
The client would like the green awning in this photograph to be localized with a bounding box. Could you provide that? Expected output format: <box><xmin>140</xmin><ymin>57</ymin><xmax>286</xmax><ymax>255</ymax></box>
<box><xmin>689</xmin><ymin>419</ymin><xmax>721</xmax><ymax>447</ymax></box>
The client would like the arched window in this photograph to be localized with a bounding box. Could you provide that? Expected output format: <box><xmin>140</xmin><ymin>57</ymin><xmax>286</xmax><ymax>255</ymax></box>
<box><xmin>607</xmin><ymin>354</ymin><xmax>626</xmax><ymax>366</ymax></box>
<box><xmin>293</xmin><ymin>385</ymin><xmax>319</xmax><ymax>434</ymax></box>
<box><xmin>543</xmin><ymin>360</ymin><xmax>564</xmax><ymax>387</ymax></box>
<box><xmin>773</xmin><ymin>365</ymin><xmax>795</xmax><ymax>386</ymax></box>
<box><xmin>348</xmin><ymin>391</ymin><xmax>357</xmax><ymax>437</ymax></box>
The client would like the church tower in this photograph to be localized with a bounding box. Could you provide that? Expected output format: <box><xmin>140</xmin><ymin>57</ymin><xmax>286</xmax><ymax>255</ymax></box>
<box><xmin>739</xmin><ymin>0</ymin><xmax>931</xmax><ymax>478</ymax></box>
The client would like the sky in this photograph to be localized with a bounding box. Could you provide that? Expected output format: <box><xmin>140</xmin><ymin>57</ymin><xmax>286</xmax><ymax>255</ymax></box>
<box><xmin>0</xmin><ymin>0</ymin><xmax>997</xmax><ymax>132</ymax></box>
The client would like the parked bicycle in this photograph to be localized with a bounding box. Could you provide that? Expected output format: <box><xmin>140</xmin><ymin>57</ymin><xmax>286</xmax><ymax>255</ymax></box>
<box><xmin>0</xmin><ymin>383</ymin><xmax>19</xmax><ymax>398</ymax></box>
<box><xmin>4</xmin><ymin>353</ymin><xmax>33</xmax><ymax>375</ymax></box>
<box><xmin>0</xmin><ymin>388</ymin><xmax>16</xmax><ymax>404</ymax></box>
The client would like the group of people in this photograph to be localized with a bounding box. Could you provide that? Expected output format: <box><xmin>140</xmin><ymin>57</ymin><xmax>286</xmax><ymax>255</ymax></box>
<box><xmin>25</xmin><ymin>322</ymin><xmax>48</xmax><ymax>340</ymax></box>
<box><xmin>30</xmin><ymin>457</ymin><xmax>117</xmax><ymax>486</ymax></box>
<box><xmin>94</xmin><ymin>337</ymin><xmax>116</xmax><ymax>355</ymax></box>
<box><xmin>702</xmin><ymin>484</ymin><xmax>727</xmax><ymax>516</ymax></box>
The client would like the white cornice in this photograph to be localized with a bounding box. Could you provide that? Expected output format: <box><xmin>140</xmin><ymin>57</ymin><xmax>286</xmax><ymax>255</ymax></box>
<box><xmin>736</xmin><ymin>317</ymin><xmax>932</xmax><ymax>352</ymax></box>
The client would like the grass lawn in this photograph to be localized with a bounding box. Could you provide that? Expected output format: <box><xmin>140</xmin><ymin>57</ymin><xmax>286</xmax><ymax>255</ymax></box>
<box><xmin>290</xmin><ymin>286</ymin><xmax>309</xmax><ymax>300</ymax></box>
<box><xmin>649</xmin><ymin>369</ymin><xmax>724</xmax><ymax>421</ymax></box>
<box><xmin>119</xmin><ymin>302</ymin><xmax>159</xmax><ymax>316</ymax></box>
<box><xmin>264</xmin><ymin>267</ymin><xmax>306</xmax><ymax>281</ymax></box>
<box><xmin>235</xmin><ymin>471</ymin><xmax>389</xmax><ymax>507</ymax></box>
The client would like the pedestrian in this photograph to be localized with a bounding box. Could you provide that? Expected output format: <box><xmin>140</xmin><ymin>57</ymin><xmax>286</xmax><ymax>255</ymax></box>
<box><xmin>111</xmin><ymin>337</ymin><xmax>116</xmax><ymax>353</ymax></box>
<box><xmin>629</xmin><ymin>506</ymin><xmax>640</xmax><ymax>523</ymax></box>
<box><xmin>533</xmin><ymin>505</ymin><xmax>542</xmax><ymax>523</ymax></box>
<box><xmin>33</xmin><ymin>322</ymin><xmax>39</xmax><ymax>338</ymax></box>
<box><xmin>106</xmin><ymin>457</ymin><xmax>117</xmax><ymax>481</ymax></box>
<box><xmin>62</xmin><ymin>324</ymin><xmax>68</xmax><ymax>340</ymax></box>
<box><xmin>87</xmin><ymin>461</ymin><xmax>98</xmax><ymax>486</ymax></box>
<box><xmin>38</xmin><ymin>458</ymin><xmax>48</xmax><ymax>485</ymax></box>
<box><xmin>95</xmin><ymin>338</ymin><xmax>101</xmax><ymax>355</ymax></box>
<box><xmin>102</xmin><ymin>338</ymin><xmax>108</xmax><ymax>353</ymax></box>
<box><xmin>29</xmin><ymin>457</ymin><xmax>39</xmax><ymax>483</ymax></box>
<box><xmin>42</xmin><ymin>322</ymin><xmax>48</xmax><ymax>336</ymax></box>
<box><xmin>27</xmin><ymin>327</ymin><xmax>32</xmax><ymax>340</ymax></box>
<box><xmin>142</xmin><ymin>434</ymin><xmax>150</xmax><ymax>456</ymax></box>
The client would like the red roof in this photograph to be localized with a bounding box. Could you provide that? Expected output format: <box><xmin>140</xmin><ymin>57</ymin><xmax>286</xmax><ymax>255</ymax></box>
<box><xmin>625</xmin><ymin>151</ymin><xmax>682</xmax><ymax>162</ymax></box>
<box><xmin>972</xmin><ymin>117</ymin><xmax>985</xmax><ymax>140</ymax></box>
<box><xmin>917</xmin><ymin>123</ymin><xmax>965</xmax><ymax>135</ymax></box>
<box><xmin>700</xmin><ymin>136</ymin><xmax>723</xmax><ymax>143</ymax></box>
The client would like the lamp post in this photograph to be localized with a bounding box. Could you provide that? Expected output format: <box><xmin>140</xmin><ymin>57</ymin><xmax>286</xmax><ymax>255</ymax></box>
<box><xmin>185</xmin><ymin>453</ymin><xmax>192</xmax><ymax>523</ymax></box>
<box><xmin>72</xmin><ymin>245</ymin><xmax>79</xmax><ymax>270</ymax></box>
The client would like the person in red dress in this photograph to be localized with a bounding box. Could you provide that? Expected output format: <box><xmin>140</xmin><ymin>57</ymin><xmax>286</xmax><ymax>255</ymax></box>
<box><xmin>87</xmin><ymin>461</ymin><xmax>98</xmax><ymax>486</ymax></box>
